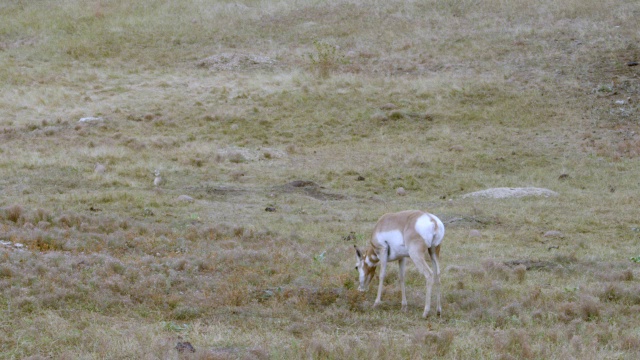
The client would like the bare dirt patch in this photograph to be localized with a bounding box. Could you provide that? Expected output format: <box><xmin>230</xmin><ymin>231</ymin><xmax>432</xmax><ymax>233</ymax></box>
<box><xmin>504</xmin><ymin>259</ymin><xmax>563</xmax><ymax>271</ymax></box>
<box><xmin>197</xmin><ymin>53</ymin><xmax>277</xmax><ymax>71</ymax></box>
<box><xmin>275</xmin><ymin>180</ymin><xmax>346</xmax><ymax>201</ymax></box>
<box><xmin>217</xmin><ymin>146</ymin><xmax>287</xmax><ymax>162</ymax></box>
<box><xmin>195</xmin><ymin>180</ymin><xmax>345</xmax><ymax>201</ymax></box>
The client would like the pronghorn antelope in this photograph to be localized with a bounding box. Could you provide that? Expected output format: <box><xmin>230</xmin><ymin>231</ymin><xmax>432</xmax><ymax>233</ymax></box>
<box><xmin>354</xmin><ymin>210</ymin><xmax>444</xmax><ymax>318</ymax></box>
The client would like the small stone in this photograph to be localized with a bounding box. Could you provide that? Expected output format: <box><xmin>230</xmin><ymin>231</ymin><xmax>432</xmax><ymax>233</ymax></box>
<box><xmin>94</xmin><ymin>163</ymin><xmax>106</xmax><ymax>174</ymax></box>
<box><xmin>380</xmin><ymin>103</ymin><xmax>398</xmax><ymax>110</ymax></box>
<box><xmin>356</xmin><ymin>175</ymin><xmax>365</xmax><ymax>181</ymax></box>
<box><xmin>543</xmin><ymin>230</ymin><xmax>564</xmax><ymax>238</ymax></box>
<box><xmin>14</xmin><ymin>243</ymin><xmax>24</xmax><ymax>248</ymax></box>
<box><xmin>449</xmin><ymin>145</ymin><xmax>464</xmax><ymax>152</ymax></box>
<box><xmin>369</xmin><ymin>195</ymin><xmax>385</xmax><ymax>203</ymax></box>
<box><xmin>370</xmin><ymin>112</ymin><xmax>389</xmax><ymax>122</ymax></box>
<box><xmin>175</xmin><ymin>341</ymin><xmax>195</xmax><ymax>353</ymax></box>
<box><xmin>396</xmin><ymin>187</ymin><xmax>406</xmax><ymax>196</ymax></box>
<box><xmin>78</xmin><ymin>117</ymin><xmax>103</xmax><ymax>123</ymax></box>
<box><xmin>265</xmin><ymin>206</ymin><xmax>276</xmax><ymax>212</ymax></box>
<box><xmin>627</xmin><ymin>61</ymin><xmax>638</xmax><ymax>67</ymax></box>
<box><xmin>177</xmin><ymin>195</ymin><xmax>194</xmax><ymax>203</ymax></box>
<box><xmin>469</xmin><ymin>230</ymin><xmax>482</xmax><ymax>238</ymax></box>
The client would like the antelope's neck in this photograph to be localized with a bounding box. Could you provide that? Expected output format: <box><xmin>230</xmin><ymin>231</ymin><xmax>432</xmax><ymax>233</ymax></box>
<box><xmin>365</xmin><ymin>248</ymin><xmax>379</xmax><ymax>267</ymax></box>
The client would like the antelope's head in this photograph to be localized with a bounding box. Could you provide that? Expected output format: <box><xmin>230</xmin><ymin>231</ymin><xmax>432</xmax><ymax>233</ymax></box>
<box><xmin>354</xmin><ymin>245</ymin><xmax>378</xmax><ymax>292</ymax></box>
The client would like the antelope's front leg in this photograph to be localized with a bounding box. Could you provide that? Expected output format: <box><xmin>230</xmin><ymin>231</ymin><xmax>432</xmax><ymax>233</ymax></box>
<box><xmin>373</xmin><ymin>249</ymin><xmax>388</xmax><ymax>307</ymax></box>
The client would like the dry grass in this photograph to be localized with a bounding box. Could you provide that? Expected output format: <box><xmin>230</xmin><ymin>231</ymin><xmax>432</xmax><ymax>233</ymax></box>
<box><xmin>1</xmin><ymin>0</ymin><xmax>640</xmax><ymax>358</ymax></box>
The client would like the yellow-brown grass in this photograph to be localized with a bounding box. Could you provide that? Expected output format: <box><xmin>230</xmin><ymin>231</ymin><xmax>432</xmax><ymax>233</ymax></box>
<box><xmin>1</xmin><ymin>0</ymin><xmax>640</xmax><ymax>358</ymax></box>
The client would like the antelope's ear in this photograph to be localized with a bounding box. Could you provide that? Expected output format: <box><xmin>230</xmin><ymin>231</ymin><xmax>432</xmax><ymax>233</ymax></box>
<box><xmin>354</xmin><ymin>245</ymin><xmax>362</xmax><ymax>259</ymax></box>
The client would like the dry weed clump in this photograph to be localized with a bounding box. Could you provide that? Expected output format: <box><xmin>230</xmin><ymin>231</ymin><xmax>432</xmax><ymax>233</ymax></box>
<box><xmin>557</xmin><ymin>295</ymin><xmax>602</xmax><ymax>323</ymax></box>
<box><xmin>306</xmin><ymin>338</ymin><xmax>333</xmax><ymax>359</ymax></box>
<box><xmin>494</xmin><ymin>329</ymin><xmax>535</xmax><ymax>360</ymax></box>
<box><xmin>513</xmin><ymin>264</ymin><xmax>527</xmax><ymax>283</ymax></box>
<box><xmin>0</xmin><ymin>264</ymin><xmax>13</xmax><ymax>278</ymax></box>
<box><xmin>412</xmin><ymin>328</ymin><xmax>456</xmax><ymax>357</ymax></box>
<box><xmin>1</xmin><ymin>243</ymin><xmax>235</xmax><ymax>317</ymax></box>
<box><xmin>482</xmin><ymin>260</ymin><xmax>512</xmax><ymax>281</ymax></box>
<box><xmin>620</xmin><ymin>335</ymin><xmax>640</xmax><ymax>352</ymax></box>
<box><xmin>599</xmin><ymin>283</ymin><xmax>640</xmax><ymax>305</ymax></box>
<box><xmin>215</xmin><ymin>281</ymin><xmax>249</xmax><ymax>307</ymax></box>
<box><xmin>4</xmin><ymin>204</ymin><xmax>24</xmax><ymax>223</ymax></box>
<box><xmin>597</xmin><ymin>268</ymin><xmax>635</xmax><ymax>282</ymax></box>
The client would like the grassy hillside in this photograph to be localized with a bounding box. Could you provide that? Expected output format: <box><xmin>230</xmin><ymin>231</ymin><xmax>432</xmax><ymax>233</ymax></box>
<box><xmin>1</xmin><ymin>0</ymin><xmax>639</xmax><ymax>358</ymax></box>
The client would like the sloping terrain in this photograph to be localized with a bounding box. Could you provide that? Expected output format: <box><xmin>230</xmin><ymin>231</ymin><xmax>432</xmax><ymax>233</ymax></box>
<box><xmin>1</xmin><ymin>0</ymin><xmax>639</xmax><ymax>358</ymax></box>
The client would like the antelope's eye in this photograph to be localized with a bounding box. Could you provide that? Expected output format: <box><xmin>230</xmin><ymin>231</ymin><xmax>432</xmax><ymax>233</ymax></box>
<box><xmin>354</xmin><ymin>266</ymin><xmax>358</xmax><ymax>270</ymax></box>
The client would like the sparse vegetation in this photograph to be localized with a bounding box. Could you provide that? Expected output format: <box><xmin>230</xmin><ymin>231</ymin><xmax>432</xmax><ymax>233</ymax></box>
<box><xmin>1</xmin><ymin>0</ymin><xmax>639</xmax><ymax>358</ymax></box>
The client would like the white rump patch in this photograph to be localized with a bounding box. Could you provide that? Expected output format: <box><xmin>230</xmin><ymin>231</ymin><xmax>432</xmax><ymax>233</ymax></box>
<box><xmin>415</xmin><ymin>214</ymin><xmax>444</xmax><ymax>248</ymax></box>
<box><xmin>415</xmin><ymin>215</ymin><xmax>435</xmax><ymax>247</ymax></box>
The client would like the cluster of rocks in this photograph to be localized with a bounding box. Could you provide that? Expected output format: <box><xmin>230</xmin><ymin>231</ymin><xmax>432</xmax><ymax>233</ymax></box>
<box><xmin>0</xmin><ymin>240</ymin><xmax>25</xmax><ymax>250</ymax></box>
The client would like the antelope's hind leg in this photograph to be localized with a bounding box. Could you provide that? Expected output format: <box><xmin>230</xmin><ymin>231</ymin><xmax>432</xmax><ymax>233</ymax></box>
<box><xmin>408</xmin><ymin>248</ymin><xmax>435</xmax><ymax>318</ymax></box>
<box><xmin>399</xmin><ymin>257</ymin><xmax>407</xmax><ymax>311</ymax></box>
<box><xmin>429</xmin><ymin>245</ymin><xmax>442</xmax><ymax>316</ymax></box>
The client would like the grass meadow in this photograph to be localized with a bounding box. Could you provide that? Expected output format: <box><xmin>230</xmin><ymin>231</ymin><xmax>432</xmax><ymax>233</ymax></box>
<box><xmin>1</xmin><ymin>0</ymin><xmax>640</xmax><ymax>358</ymax></box>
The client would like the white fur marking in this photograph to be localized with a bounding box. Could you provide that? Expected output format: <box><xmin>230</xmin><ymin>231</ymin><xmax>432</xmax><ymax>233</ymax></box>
<box><xmin>376</xmin><ymin>230</ymin><xmax>409</xmax><ymax>261</ymax></box>
<box><xmin>415</xmin><ymin>214</ymin><xmax>435</xmax><ymax>248</ymax></box>
<box><xmin>365</xmin><ymin>257</ymin><xmax>376</xmax><ymax>267</ymax></box>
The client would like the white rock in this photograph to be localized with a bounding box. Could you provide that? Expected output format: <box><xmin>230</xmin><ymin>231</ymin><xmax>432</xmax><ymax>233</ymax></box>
<box><xmin>177</xmin><ymin>195</ymin><xmax>194</xmax><ymax>203</ymax></box>
<box><xmin>396</xmin><ymin>187</ymin><xmax>406</xmax><ymax>196</ymax></box>
<box><xmin>461</xmin><ymin>187</ymin><xmax>558</xmax><ymax>199</ymax></box>
<box><xmin>469</xmin><ymin>229</ymin><xmax>482</xmax><ymax>237</ymax></box>
<box><xmin>94</xmin><ymin>163</ymin><xmax>106</xmax><ymax>174</ymax></box>
<box><xmin>153</xmin><ymin>169</ymin><xmax>163</xmax><ymax>187</ymax></box>
<box><xmin>78</xmin><ymin>117</ymin><xmax>103</xmax><ymax>122</ymax></box>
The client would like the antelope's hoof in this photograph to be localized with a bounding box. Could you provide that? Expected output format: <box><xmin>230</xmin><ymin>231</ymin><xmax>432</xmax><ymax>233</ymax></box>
<box><xmin>401</xmin><ymin>304</ymin><xmax>408</xmax><ymax>312</ymax></box>
<box><xmin>373</xmin><ymin>301</ymin><xmax>382</xmax><ymax>308</ymax></box>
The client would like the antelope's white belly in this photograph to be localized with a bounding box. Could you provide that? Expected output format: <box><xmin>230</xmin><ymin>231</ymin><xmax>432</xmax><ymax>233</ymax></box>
<box><xmin>375</xmin><ymin>230</ymin><xmax>409</xmax><ymax>261</ymax></box>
